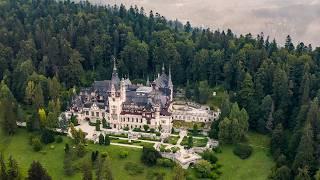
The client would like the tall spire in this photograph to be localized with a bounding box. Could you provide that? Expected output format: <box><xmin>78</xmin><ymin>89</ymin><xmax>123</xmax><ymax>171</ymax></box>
<box><xmin>113</xmin><ymin>56</ymin><xmax>117</xmax><ymax>72</ymax></box>
<box><xmin>168</xmin><ymin>65</ymin><xmax>173</xmax><ymax>87</ymax></box>
<box><xmin>162</xmin><ymin>63</ymin><xmax>165</xmax><ymax>74</ymax></box>
<box><xmin>146</xmin><ymin>76</ymin><xmax>150</xmax><ymax>86</ymax></box>
<box><xmin>111</xmin><ymin>56</ymin><xmax>120</xmax><ymax>86</ymax></box>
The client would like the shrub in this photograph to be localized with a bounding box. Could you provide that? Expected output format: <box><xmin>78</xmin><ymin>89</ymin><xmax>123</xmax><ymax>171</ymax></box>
<box><xmin>102</xmin><ymin>117</ymin><xmax>108</xmax><ymax>128</ymax></box>
<box><xmin>213</xmin><ymin>147</ymin><xmax>222</xmax><ymax>153</ymax></box>
<box><xmin>133</xmin><ymin>128</ymin><xmax>141</xmax><ymax>132</ymax></box>
<box><xmin>155</xmin><ymin>132</ymin><xmax>161</xmax><ymax>136</ymax></box>
<box><xmin>104</xmin><ymin>135</ymin><xmax>110</xmax><ymax>145</ymax></box>
<box><xmin>146</xmin><ymin>171</ymin><xmax>166</xmax><ymax>180</ymax></box>
<box><xmin>233</xmin><ymin>144</ymin><xmax>253</xmax><ymax>159</ymax></box>
<box><xmin>76</xmin><ymin>144</ymin><xmax>86</xmax><ymax>157</ymax></box>
<box><xmin>101</xmin><ymin>152</ymin><xmax>109</xmax><ymax>158</ymax></box>
<box><xmin>165</xmin><ymin>149</ymin><xmax>171</xmax><ymax>153</ymax></box>
<box><xmin>64</xmin><ymin>155</ymin><xmax>75</xmax><ymax>176</ymax></box>
<box><xmin>88</xmin><ymin>121</ymin><xmax>96</xmax><ymax>126</ymax></box>
<box><xmin>157</xmin><ymin>158</ymin><xmax>175</xmax><ymax>167</ymax></box>
<box><xmin>150</xmin><ymin>128</ymin><xmax>155</xmax><ymax>133</ymax></box>
<box><xmin>123</xmin><ymin>127</ymin><xmax>129</xmax><ymax>131</ymax></box>
<box><xmin>201</xmin><ymin>150</ymin><xmax>218</xmax><ymax>164</ymax></box>
<box><xmin>171</xmin><ymin>147</ymin><xmax>180</xmax><ymax>153</ymax></box>
<box><xmin>124</xmin><ymin>162</ymin><xmax>144</xmax><ymax>175</ymax></box>
<box><xmin>91</xmin><ymin>151</ymin><xmax>99</xmax><ymax>162</ymax></box>
<box><xmin>96</xmin><ymin>120</ymin><xmax>101</xmax><ymax>131</ymax></box>
<box><xmin>143</xmin><ymin>125</ymin><xmax>149</xmax><ymax>132</ymax></box>
<box><xmin>119</xmin><ymin>150</ymin><xmax>129</xmax><ymax>158</ymax></box>
<box><xmin>159</xmin><ymin>145</ymin><xmax>166</xmax><ymax>152</ymax></box>
<box><xmin>99</xmin><ymin>134</ymin><xmax>104</xmax><ymax>145</ymax></box>
<box><xmin>141</xmin><ymin>146</ymin><xmax>161</xmax><ymax>166</ymax></box>
<box><xmin>194</xmin><ymin>160</ymin><xmax>213</xmax><ymax>178</ymax></box>
<box><xmin>41</xmin><ymin>129</ymin><xmax>55</xmax><ymax>144</ymax></box>
<box><xmin>31</xmin><ymin>137</ymin><xmax>42</xmax><ymax>152</ymax></box>
<box><xmin>55</xmin><ymin>136</ymin><xmax>63</xmax><ymax>143</ymax></box>
<box><xmin>187</xmin><ymin>136</ymin><xmax>193</xmax><ymax>148</ymax></box>
<box><xmin>70</xmin><ymin>114</ymin><xmax>79</xmax><ymax>126</ymax></box>
<box><xmin>64</xmin><ymin>143</ymin><xmax>70</xmax><ymax>153</ymax></box>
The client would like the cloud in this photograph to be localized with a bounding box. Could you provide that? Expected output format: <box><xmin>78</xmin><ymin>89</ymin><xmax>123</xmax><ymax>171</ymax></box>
<box><xmin>84</xmin><ymin>0</ymin><xmax>320</xmax><ymax>46</ymax></box>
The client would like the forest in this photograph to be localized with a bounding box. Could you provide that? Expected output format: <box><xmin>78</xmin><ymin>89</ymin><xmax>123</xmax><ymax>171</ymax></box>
<box><xmin>0</xmin><ymin>0</ymin><xmax>319</xmax><ymax>179</ymax></box>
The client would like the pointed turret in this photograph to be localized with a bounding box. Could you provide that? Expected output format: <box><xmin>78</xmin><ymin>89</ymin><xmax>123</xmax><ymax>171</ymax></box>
<box><xmin>168</xmin><ymin>66</ymin><xmax>173</xmax><ymax>87</ymax></box>
<box><xmin>111</xmin><ymin>56</ymin><xmax>120</xmax><ymax>86</ymax></box>
<box><xmin>162</xmin><ymin>63</ymin><xmax>165</xmax><ymax>74</ymax></box>
<box><xmin>146</xmin><ymin>76</ymin><xmax>150</xmax><ymax>86</ymax></box>
<box><xmin>168</xmin><ymin>65</ymin><xmax>173</xmax><ymax>101</ymax></box>
<box><xmin>113</xmin><ymin>56</ymin><xmax>117</xmax><ymax>71</ymax></box>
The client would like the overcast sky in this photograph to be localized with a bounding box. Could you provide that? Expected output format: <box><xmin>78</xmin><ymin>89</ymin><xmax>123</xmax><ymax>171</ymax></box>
<box><xmin>86</xmin><ymin>0</ymin><xmax>320</xmax><ymax>46</ymax></box>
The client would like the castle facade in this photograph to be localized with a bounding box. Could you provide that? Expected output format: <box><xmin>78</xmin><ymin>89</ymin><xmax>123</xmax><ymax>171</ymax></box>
<box><xmin>66</xmin><ymin>59</ymin><xmax>218</xmax><ymax>133</ymax></box>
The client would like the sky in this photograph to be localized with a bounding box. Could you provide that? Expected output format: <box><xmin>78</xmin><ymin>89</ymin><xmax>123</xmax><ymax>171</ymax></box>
<box><xmin>85</xmin><ymin>0</ymin><xmax>320</xmax><ymax>46</ymax></box>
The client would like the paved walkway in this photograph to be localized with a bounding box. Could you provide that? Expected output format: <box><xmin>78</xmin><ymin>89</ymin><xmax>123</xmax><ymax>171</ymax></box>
<box><xmin>110</xmin><ymin>143</ymin><xmax>143</xmax><ymax>149</ymax></box>
<box><xmin>176</xmin><ymin>130</ymin><xmax>187</xmax><ymax>145</ymax></box>
<box><xmin>110</xmin><ymin>136</ymin><xmax>173</xmax><ymax>146</ymax></box>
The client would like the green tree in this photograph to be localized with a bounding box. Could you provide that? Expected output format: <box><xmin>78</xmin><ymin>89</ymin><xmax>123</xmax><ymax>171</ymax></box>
<box><xmin>99</xmin><ymin>134</ymin><xmax>104</xmax><ymax>145</ymax></box>
<box><xmin>82</xmin><ymin>163</ymin><xmax>92</xmax><ymax>180</ymax></box>
<box><xmin>141</xmin><ymin>146</ymin><xmax>161</xmax><ymax>166</ymax></box>
<box><xmin>257</xmin><ymin>95</ymin><xmax>273</xmax><ymax>133</ymax></box>
<box><xmin>0</xmin><ymin>153</ymin><xmax>7</xmax><ymax>180</ymax></box>
<box><xmin>173</xmin><ymin>165</ymin><xmax>186</xmax><ymax>180</ymax></box>
<box><xmin>104</xmin><ymin>135</ymin><xmax>110</xmax><ymax>146</ymax></box>
<box><xmin>27</xmin><ymin>161</ymin><xmax>51</xmax><ymax>180</ymax></box>
<box><xmin>7</xmin><ymin>156</ymin><xmax>21</xmax><ymax>180</ymax></box>
<box><xmin>143</xmin><ymin>125</ymin><xmax>149</xmax><ymax>132</ymax></box>
<box><xmin>96</xmin><ymin>120</ymin><xmax>101</xmax><ymax>131</ymax></box>
<box><xmin>272</xmin><ymin>165</ymin><xmax>291</xmax><ymax>180</ymax></box>
<box><xmin>295</xmin><ymin>166</ymin><xmax>311</xmax><ymax>180</ymax></box>
<box><xmin>38</xmin><ymin>108</ymin><xmax>47</xmax><ymax>128</ymax></box>
<box><xmin>187</xmin><ymin>136</ymin><xmax>193</xmax><ymax>148</ymax></box>
<box><xmin>270</xmin><ymin>124</ymin><xmax>286</xmax><ymax>157</ymax></box>
<box><xmin>0</xmin><ymin>99</ymin><xmax>18</xmax><ymax>135</ymax></box>
<box><xmin>219</xmin><ymin>103</ymin><xmax>249</xmax><ymax>144</ymax></box>
<box><xmin>194</xmin><ymin>160</ymin><xmax>212</xmax><ymax>178</ymax></box>
<box><xmin>292</xmin><ymin>123</ymin><xmax>315</xmax><ymax>175</ymax></box>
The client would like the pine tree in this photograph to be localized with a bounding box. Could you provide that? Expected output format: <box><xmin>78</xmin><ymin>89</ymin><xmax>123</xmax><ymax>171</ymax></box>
<box><xmin>104</xmin><ymin>135</ymin><xmax>110</xmax><ymax>146</ymax></box>
<box><xmin>27</xmin><ymin>161</ymin><xmax>51</xmax><ymax>180</ymax></box>
<box><xmin>270</xmin><ymin>124</ymin><xmax>285</xmax><ymax>157</ymax></box>
<box><xmin>0</xmin><ymin>153</ymin><xmax>7</xmax><ymax>180</ymax></box>
<box><xmin>295</xmin><ymin>166</ymin><xmax>311</xmax><ymax>180</ymax></box>
<box><xmin>82</xmin><ymin>163</ymin><xmax>92</xmax><ymax>180</ymax></box>
<box><xmin>98</xmin><ymin>134</ymin><xmax>104</xmax><ymax>145</ymax></box>
<box><xmin>292</xmin><ymin>123</ymin><xmax>315</xmax><ymax>175</ymax></box>
<box><xmin>272</xmin><ymin>165</ymin><xmax>291</xmax><ymax>180</ymax></box>
<box><xmin>7</xmin><ymin>156</ymin><xmax>21</xmax><ymax>180</ymax></box>
<box><xmin>103</xmin><ymin>157</ymin><xmax>113</xmax><ymax>180</ymax></box>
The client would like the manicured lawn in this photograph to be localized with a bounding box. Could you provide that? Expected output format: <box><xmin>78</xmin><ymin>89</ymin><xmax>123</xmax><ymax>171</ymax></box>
<box><xmin>180</xmin><ymin>136</ymin><xmax>208</xmax><ymax>147</ymax></box>
<box><xmin>164</xmin><ymin>136</ymin><xmax>180</xmax><ymax>145</ymax></box>
<box><xmin>172</xmin><ymin>120</ymin><xmax>204</xmax><ymax>129</ymax></box>
<box><xmin>193</xmin><ymin>138</ymin><xmax>208</xmax><ymax>147</ymax></box>
<box><xmin>0</xmin><ymin>128</ymin><xmax>173</xmax><ymax>180</ymax></box>
<box><xmin>215</xmin><ymin>132</ymin><xmax>274</xmax><ymax>180</ymax></box>
<box><xmin>0</xmin><ymin>129</ymin><xmax>273</xmax><ymax>180</ymax></box>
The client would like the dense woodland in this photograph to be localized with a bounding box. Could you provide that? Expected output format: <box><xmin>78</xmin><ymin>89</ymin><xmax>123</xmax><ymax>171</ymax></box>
<box><xmin>0</xmin><ymin>0</ymin><xmax>319</xmax><ymax>179</ymax></box>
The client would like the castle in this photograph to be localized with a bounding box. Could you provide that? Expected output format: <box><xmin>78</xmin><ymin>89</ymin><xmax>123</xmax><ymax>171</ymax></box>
<box><xmin>66</xmin><ymin>58</ymin><xmax>218</xmax><ymax>133</ymax></box>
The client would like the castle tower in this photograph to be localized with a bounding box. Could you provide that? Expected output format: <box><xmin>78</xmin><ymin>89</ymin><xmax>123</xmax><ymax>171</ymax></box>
<box><xmin>146</xmin><ymin>76</ymin><xmax>150</xmax><ymax>86</ymax></box>
<box><xmin>111</xmin><ymin>56</ymin><xmax>120</xmax><ymax>86</ymax></box>
<box><xmin>162</xmin><ymin>63</ymin><xmax>165</xmax><ymax>74</ymax></box>
<box><xmin>168</xmin><ymin>66</ymin><xmax>173</xmax><ymax>101</ymax></box>
<box><xmin>120</xmin><ymin>78</ymin><xmax>126</xmax><ymax>102</ymax></box>
<box><xmin>108</xmin><ymin>57</ymin><xmax>121</xmax><ymax>129</ymax></box>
